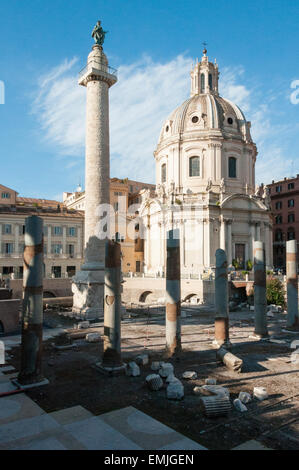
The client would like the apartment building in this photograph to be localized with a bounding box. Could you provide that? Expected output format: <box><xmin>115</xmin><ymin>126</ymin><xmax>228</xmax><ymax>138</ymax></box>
<box><xmin>63</xmin><ymin>177</ymin><xmax>155</xmax><ymax>273</ymax></box>
<box><xmin>268</xmin><ymin>175</ymin><xmax>299</xmax><ymax>270</ymax></box>
<box><xmin>0</xmin><ymin>184</ymin><xmax>84</xmax><ymax>279</ymax></box>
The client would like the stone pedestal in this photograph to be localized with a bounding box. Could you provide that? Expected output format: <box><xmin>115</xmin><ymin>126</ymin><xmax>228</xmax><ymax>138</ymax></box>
<box><xmin>72</xmin><ymin>43</ymin><xmax>117</xmax><ymax>319</ymax></box>
<box><xmin>72</xmin><ymin>269</ymin><xmax>104</xmax><ymax>320</ymax></box>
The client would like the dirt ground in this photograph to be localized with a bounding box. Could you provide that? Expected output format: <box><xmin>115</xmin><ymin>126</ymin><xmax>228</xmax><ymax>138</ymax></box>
<box><xmin>8</xmin><ymin>307</ymin><xmax>299</xmax><ymax>450</ymax></box>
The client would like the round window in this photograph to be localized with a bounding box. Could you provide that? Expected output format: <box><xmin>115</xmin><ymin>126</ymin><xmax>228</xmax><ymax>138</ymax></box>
<box><xmin>227</xmin><ymin>117</ymin><xmax>233</xmax><ymax>125</ymax></box>
<box><xmin>192</xmin><ymin>116</ymin><xmax>199</xmax><ymax>123</ymax></box>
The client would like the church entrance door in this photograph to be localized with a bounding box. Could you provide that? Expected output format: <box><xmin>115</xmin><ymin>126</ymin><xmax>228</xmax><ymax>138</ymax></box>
<box><xmin>235</xmin><ymin>243</ymin><xmax>245</xmax><ymax>269</ymax></box>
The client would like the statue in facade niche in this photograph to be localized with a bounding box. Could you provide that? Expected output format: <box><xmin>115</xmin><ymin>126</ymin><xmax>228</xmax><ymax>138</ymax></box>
<box><xmin>220</xmin><ymin>178</ymin><xmax>225</xmax><ymax>193</ymax></box>
<box><xmin>206</xmin><ymin>177</ymin><xmax>212</xmax><ymax>192</ymax></box>
<box><xmin>156</xmin><ymin>184</ymin><xmax>164</xmax><ymax>199</ymax></box>
<box><xmin>142</xmin><ymin>188</ymin><xmax>151</xmax><ymax>202</ymax></box>
<box><xmin>169</xmin><ymin>180</ymin><xmax>176</xmax><ymax>195</ymax></box>
<box><xmin>92</xmin><ymin>20</ymin><xmax>108</xmax><ymax>46</ymax></box>
<box><xmin>263</xmin><ymin>185</ymin><xmax>271</xmax><ymax>209</ymax></box>
<box><xmin>201</xmin><ymin>113</ymin><xmax>207</xmax><ymax>127</ymax></box>
<box><xmin>255</xmin><ymin>184</ymin><xmax>261</xmax><ymax>197</ymax></box>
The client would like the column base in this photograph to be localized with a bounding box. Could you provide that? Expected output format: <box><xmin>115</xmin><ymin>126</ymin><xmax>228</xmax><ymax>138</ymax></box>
<box><xmin>213</xmin><ymin>317</ymin><xmax>232</xmax><ymax>350</ymax></box>
<box><xmin>251</xmin><ymin>332</ymin><xmax>269</xmax><ymax>340</ymax></box>
<box><xmin>13</xmin><ymin>377</ymin><xmax>49</xmax><ymax>389</ymax></box>
<box><xmin>283</xmin><ymin>326</ymin><xmax>299</xmax><ymax>333</ymax></box>
<box><xmin>212</xmin><ymin>339</ymin><xmax>232</xmax><ymax>350</ymax></box>
<box><xmin>72</xmin><ymin>268</ymin><xmax>104</xmax><ymax>320</ymax></box>
<box><xmin>95</xmin><ymin>362</ymin><xmax>126</xmax><ymax>376</ymax></box>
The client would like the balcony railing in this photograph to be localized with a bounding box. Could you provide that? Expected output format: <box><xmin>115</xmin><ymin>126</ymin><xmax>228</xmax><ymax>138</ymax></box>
<box><xmin>78</xmin><ymin>60</ymin><xmax>117</xmax><ymax>81</ymax></box>
<box><xmin>123</xmin><ymin>272</ymin><xmax>215</xmax><ymax>280</ymax></box>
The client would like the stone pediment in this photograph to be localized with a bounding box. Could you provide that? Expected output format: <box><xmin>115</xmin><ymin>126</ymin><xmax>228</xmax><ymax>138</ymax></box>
<box><xmin>220</xmin><ymin>194</ymin><xmax>268</xmax><ymax>211</ymax></box>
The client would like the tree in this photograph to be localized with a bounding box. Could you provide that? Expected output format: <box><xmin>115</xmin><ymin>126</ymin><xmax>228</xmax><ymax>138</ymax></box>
<box><xmin>266</xmin><ymin>277</ymin><xmax>285</xmax><ymax>307</ymax></box>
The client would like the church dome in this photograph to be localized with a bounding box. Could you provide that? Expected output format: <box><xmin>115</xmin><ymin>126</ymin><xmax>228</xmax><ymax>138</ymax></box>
<box><xmin>158</xmin><ymin>94</ymin><xmax>252</xmax><ymax>147</ymax></box>
<box><xmin>156</xmin><ymin>51</ymin><xmax>252</xmax><ymax>150</ymax></box>
<box><xmin>154</xmin><ymin>49</ymin><xmax>257</xmax><ymax>197</ymax></box>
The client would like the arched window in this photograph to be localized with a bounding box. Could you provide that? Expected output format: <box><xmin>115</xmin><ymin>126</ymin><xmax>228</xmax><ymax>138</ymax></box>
<box><xmin>200</xmin><ymin>73</ymin><xmax>205</xmax><ymax>93</ymax></box>
<box><xmin>287</xmin><ymin>228</ymin><xmax>295</xmax><ymax>240</ymax></box>
<box><xmin>161</xmin><ymin>163</ymin><xmax>166</xmax><ymax>183</ymax></box>
<box><xmin>228</xmin><ymin>157</ymin><xmax>237</xmax><ymax>178</ymax></box>
<box><xmin>189</xmin><ymin>156</ymin><xmax>200</xmax><ymax>177</ymax></box>
<box><xmin>208</xmin><ymin>73</ymin><xmax>213</xmax><ymax>90</ymax></box>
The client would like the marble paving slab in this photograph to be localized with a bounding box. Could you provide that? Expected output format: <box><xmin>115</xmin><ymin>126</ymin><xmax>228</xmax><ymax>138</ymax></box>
<box><xmin>64</xmin><ymin>416</ymin><xmax>142</xmax><ymax>450</ymax></box>
<box><xmin>99</xmin><ymin>406</ymin><xmax>206</xmax><ymax>450</ymax></box>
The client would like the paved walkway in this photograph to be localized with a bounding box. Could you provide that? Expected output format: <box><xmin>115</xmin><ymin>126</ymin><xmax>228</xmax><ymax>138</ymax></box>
<box><xmin>0</xmin><ymin>368</ymin><xmax>205</xmax><ymax>450</ymax></box>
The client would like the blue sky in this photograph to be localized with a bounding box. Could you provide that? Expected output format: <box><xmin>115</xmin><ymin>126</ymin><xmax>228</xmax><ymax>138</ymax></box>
<box><xmin>0</xmin><ymin>0</ymin><xmax>298</xmax><ymax>200</ymax></box>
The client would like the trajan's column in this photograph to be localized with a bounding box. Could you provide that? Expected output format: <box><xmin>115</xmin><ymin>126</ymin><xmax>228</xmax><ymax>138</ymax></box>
<box><xmin>72</xmin><ymin>21</ymin><xmax>117</xmax><ymax>319</ymax></box>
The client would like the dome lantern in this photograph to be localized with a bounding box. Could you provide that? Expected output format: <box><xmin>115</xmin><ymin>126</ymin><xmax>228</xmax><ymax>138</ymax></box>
<box><xmin>190</xmin><ymin>49</ymin><xmax>219</xmax><ymax>97</ymax></box>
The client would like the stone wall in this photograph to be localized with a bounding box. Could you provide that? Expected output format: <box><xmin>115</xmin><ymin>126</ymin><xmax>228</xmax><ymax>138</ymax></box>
<box><xmin>10</xmin><ymin>278</ymin><xmax>72</xmax><ymax>299</ymax></box>
<box><xmin>122</xmin><ymin>277</ymin><xmax>215</xmax><ymax>305</ymax></box>
<box><xmin>0</xmin><ymin>299</ymin><xmax>20</xmax><ymax>333</ymax></box>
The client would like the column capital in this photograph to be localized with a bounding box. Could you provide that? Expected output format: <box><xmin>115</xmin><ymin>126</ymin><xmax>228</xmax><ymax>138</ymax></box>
<box><xmin>208</xmin><ymin>142</ymin><xmax>222</xmax><ymax>149</ymax></box>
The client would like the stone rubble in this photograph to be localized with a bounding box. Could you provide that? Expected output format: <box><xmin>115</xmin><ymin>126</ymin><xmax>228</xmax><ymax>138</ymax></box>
<box><xmin>159</xmin><ymin>363</ymin><xmax>174</xmax><ymax>378</ymax></box>
<box><xmin>85</xmin><ymin>332</ymin><xmax>101</xmax><ymax>343</ymax></box>
<box><xmin>205</xmin><ymin>377</ymin><xmax>217</xmax><ymax>385</ymax></box>
<box><xmin>182</xmin><ymin>371</ymin><xmax>197</xmax><ymax>380</ymax></box>
<box><xmin>269</xmin><ymin>339</ymin><xmax>286</xmax><ymax>344</ymax></box>
<box><xmin>77</xmin><ymin>321</ymin><xmax>90</xmax><ymax>329</ymax></box>
<box><xmin>193</xmin><ymin>385</ymin><xmax>230</xmax><ymax>397</ymax></box>
<box><xmin>253</xmin><ymin>386</ymin><xmax>268</xmax><ymax>401</ymax></box>
<box><xmin>267</xmin><ymin>304</ymin><xmax>282</xmax><ymax>313</ymax></box>
<box><xmin>200</xmin><ymin>395</ymin><xmax>232</xmax><ymax>417</ymax></box>
<box><xmin>166</xmin><ymin>373</ymin><xmax>178</xmax><ymax>383</ymax></box>
<box><xmin>151</xmin><ymin>361</ymin><xmax>162</xmax><ymax>371</ymax></box>
<box><xmin>238</xmin><ymin>392</ymin><xmax>252</xmax><ymax>404</ymax></box>
<box><xmin>135</xmin><ymin>353</ymin><xmax>149</xmax><ymax>366</ymax></box>
<box><xmin>233</xmin><ymin>398</ymin><xmax>248</xmax><ymax>412</ymax></box>
<box><xmin>166</xmin><ymin>380</ymin><xmax>184</xmax><ymax>400</ymax></box>
<box><xmin>145</xmin><ymin>374</ymin><xmax>163</xmax><ymax>391</ymax></box>
<box><xmin>126</xmin><ymin>362</ymin><xmax>140</xmax><ymax>377</ymax></box>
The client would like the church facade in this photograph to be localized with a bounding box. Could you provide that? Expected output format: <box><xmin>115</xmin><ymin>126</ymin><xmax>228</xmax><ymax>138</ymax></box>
<box><xmin>139</xmin><ymin>49</ymin><xmax>273</xmax><ymax>277</ymax></box>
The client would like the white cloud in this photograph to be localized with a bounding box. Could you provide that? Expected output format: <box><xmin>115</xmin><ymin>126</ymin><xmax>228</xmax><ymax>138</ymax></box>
<box><xmin>220</xmin><ymin>66</ymin><xmax>251</xmax><ymax>112</ymax></box>
<box><xmin>109</xmin><ymin>55</ymin><xmax>190</xmax><ymax>181</ymax></box>
<box><xmin>32</xmin><ymin>54</ymin><xmax>297</xmax><ymax>187</ymax></box>
<box><xmin>33</xmin><ymin>57</ymin><xmax>85</xmax><ymax>156</ymax></box>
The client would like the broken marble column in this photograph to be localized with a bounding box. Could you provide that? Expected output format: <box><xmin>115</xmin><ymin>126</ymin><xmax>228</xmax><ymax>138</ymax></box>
<box><xmin>72</xmin><ymin>35</ymin><xmax>117</xmax><ymax>319</ymax></box>
<box><xmin>213</xmin><ymin>249</ymin><xmax>232</xmax><ymax>349</ymax></box>
<box><xmin>286</xmin><ymin>240</ymin><xmax>299</xmax><ymax>330</ymax></box>
<box><xmin>165</xmin><ymin>228</ymin><xmax>181</xmax><ymax>357</ymax></box>
<box><xmin>18</xmin><ymin>216</ymin><xmax>44</xmax><ymax>385</ymax></box>
<box><xmin>100</xmin><ymin>240</ymin><xmax>124</xmax><ymax>371</ymax></box>
<box><xmin>253</xmin><ymin>241</ymin><xmax>268</xmax><ymax>338</ymax></box>
<box><xmin>216</xmin><ymin>347</ymin><xmax>243</xmax><ymax>373</ymax></box>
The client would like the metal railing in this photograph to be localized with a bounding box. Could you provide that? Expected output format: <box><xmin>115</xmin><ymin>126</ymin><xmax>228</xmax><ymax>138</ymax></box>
<box><xmin>122</xmin><ymin>272</ymin><xmax>214</xmax><ymax>280</ymax></box>
<box><xmin>78</xmin><ymin>60</ymin><xmax>117</xmax><ymax>81</ymax></box>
